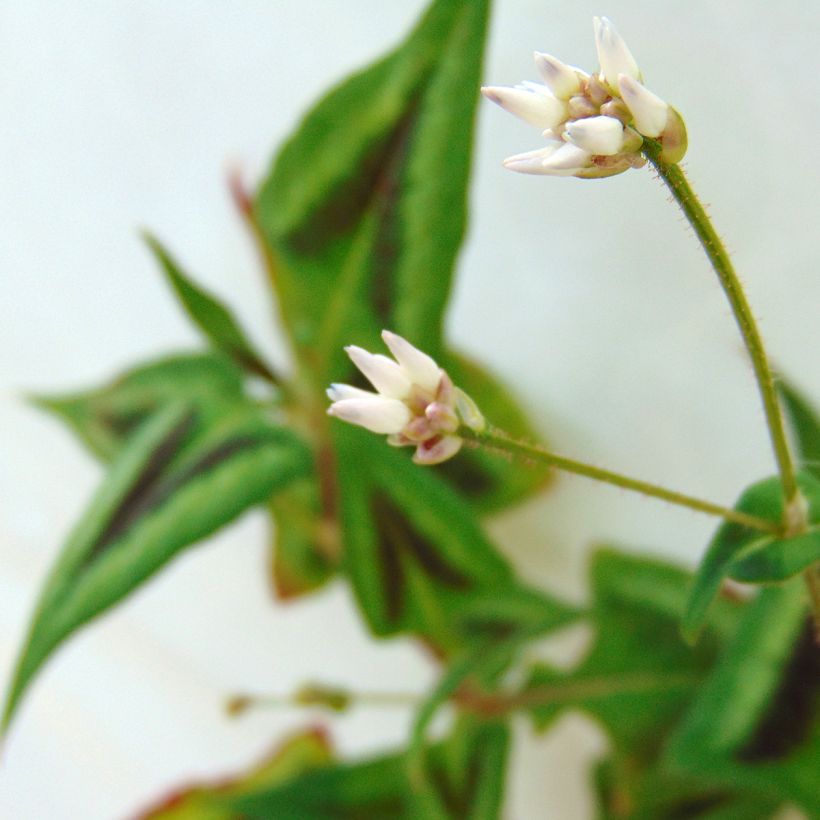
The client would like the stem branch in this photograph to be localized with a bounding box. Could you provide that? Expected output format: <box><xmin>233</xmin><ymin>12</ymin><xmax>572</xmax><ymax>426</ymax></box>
<box><xmin>463</xmin><ymin>426</ymin><xmax>779</xmax><ymax>534</ymax></box>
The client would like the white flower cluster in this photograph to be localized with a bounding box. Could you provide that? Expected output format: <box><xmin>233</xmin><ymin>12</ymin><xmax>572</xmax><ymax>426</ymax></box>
<box><xmin>327</xmin><ymin>331</ymin><xmax>485</xmax><ymax>465</ymax></box>
<box><xmin>482</xmin><ymin>17</ymin><xmax>686</xmax><ymax>178</ymax></box>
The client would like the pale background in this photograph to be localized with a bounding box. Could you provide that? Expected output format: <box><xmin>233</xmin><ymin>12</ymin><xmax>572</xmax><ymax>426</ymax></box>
<box><xmin>1</xmin><ymin>1</ymin><xmax>818</xmax><ymax>817</ymax></box>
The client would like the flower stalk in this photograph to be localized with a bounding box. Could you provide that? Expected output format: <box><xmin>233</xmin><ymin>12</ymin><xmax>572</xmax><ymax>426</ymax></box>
<box><xmin>641</xmin><ymin>140</ymin><xmax>803</xmax><ymax>522</ymax></box>
<box><xmin>462</xmin><ymin>425</ymin><xmax>780</xmax><ymax>534</ymax></box>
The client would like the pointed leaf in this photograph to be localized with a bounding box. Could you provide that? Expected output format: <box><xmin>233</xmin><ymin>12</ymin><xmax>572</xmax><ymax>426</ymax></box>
<box><xmin>3</xmin><ymin>403</ymin><xmax>312</xmax><ymax>731</ymax></box>
<box><xmin>778</xmin><ymin>379</ymin><xmax>820</xmax><ymax>481</ymax></box>
<box><xmin>34</xmin><ymin>352</ymin><xmax>246</xmax><ymax>461</ymax></box>
<box><xmin>145</xmin><ymin>235</ymin><xmax>277</xmax><ymax>382</ymax></box>
<box><xmin>137</xmin><ymin>727</ymin><xmax>334</xmax><ymax>819</ymax></box>
<box><xmin>334</xmin><ymin>425</ymin><xmax>577</xmax><ymax>653</ymax></box>
<box><xmin>526</xmin><ymin>550</ymin><xmax>738</xmax><ymax>756</ymax></box>
<box><xmin>218</xmin><ymin>717</ymin><xmax>508</xmax><ymax>820</ymax></box>
<box><xmin>667</xmin><ymin>580</ymin><xmax>819</xmax><ymax>815</ymax></box>
<box><xmin>682</xmin><ymin>471</ymin><xmax>820</xmax><ymax>643</ymax></box>
<box><xmin>255</xmin><ymin>0</ymin><xmax>490</xmax><ymax>374</ymax></box>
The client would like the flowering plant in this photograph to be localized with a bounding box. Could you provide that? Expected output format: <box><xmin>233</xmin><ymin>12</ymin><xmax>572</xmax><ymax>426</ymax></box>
<box><xmin>5</xmin><ymin>4</ymin><xmax>819</xmax><ymax>818</ymax></box>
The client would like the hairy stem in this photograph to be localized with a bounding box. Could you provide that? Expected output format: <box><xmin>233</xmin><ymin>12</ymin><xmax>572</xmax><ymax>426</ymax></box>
<box><xmin>463</xmin><ymin>426</ymin><xmax>779</xmax><ymax>534</ymax></box>
<box><xmin>643</xmin><ymin>142</ymin><xmax>800</xmax><ymax>511</ymax></box>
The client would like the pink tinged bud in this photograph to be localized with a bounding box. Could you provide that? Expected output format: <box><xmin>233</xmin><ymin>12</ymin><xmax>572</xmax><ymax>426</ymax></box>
<box><xmin>533</xmin><ymin>52</ymin><xmax>582</xmax><ymax>99</ymax></box>
<box><xmin>659</xmin><ymin>107</ymin><xmax>688</xmax><ymax>164</ymax></box>
<box><xmin>564</xmin><ymin>115</ymin><xmax>626</xmax><ymax>156</ymax></box>
<box><xmin>413</xmin><ymin>435</ymin><xmax>463</xmax><ymax>466</ymax></box>
<box><xmin>381</xmin><ymin>330</ymin><xmax>441</xmax><ymax>393</ymax></box>
<box><xmin>480</xmin><ymin>84</ymin><xmax>566</xmax><ymax>130</ymax></box>
<box><xmin>425</xmin><ymin>401</ymin><xmax>459</xmax><ymax>434</ymax></box>
<box><xmin>327</xmin><ymin>396</ymin><xmax>412</xmax><ymax>435</ymax></box>
<box><xmin>344</xmin><ymin>346</ymin><xmax>411</xmax><ymax>399</ymax></box>
<box><xmin>403</xmin><ymin>415</ymin><xmax>436</xmax><ymax>442</ymax></box>
<box><xmin>617</xmin><ymin>75</ymin><xmax>669</xmax><ymax>138</ymax></box>
<box><xmin>593</xmin><ymin>16</ymin><xmax>641</xmax><ymax>90</ymax></box>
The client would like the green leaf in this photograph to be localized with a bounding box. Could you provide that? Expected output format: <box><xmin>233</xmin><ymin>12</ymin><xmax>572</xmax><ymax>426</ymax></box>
<box><xmin>218</xmin><ymin>717</ymin><xmax>508</xmax><ymax>820</ymax></box>
<box><xmin>34</xmin><ymin>352</ymin><xmax>247</xmax><ymax>461</ymax></box>
<box><xmin>3</xmin><ymin>402</ymin><xmax>312</xmax><ymax>732</ymax></box>
<box><xmin>268</xmin><ymin>473</ymin><xmax>336</xmax><ymax>599</ymax></box>
<box><xmin>682</xmin><ymin>470</ymin><xmax>820</xmax><ymax>643</ymax></box>
<box><xmin>334</xmin><ymin>425</ymin><xmax>577</xmax><ymax>653</ymax></box>
<box><xmin>667</xmin><ymin>579</ymin><xmax>819</xmax><ymax>816</ymax></box>
<box><xmin>255</xmin><ymin>0</ymin><xmax>490</xmax><ymax>373</ymax></box>
<box><xmin>778</xmin><ymin>378</ymin><xmax>820</xmax><ymax>481</ymax></box>
<box><xmin>138</xmin><ymin>727</ymin><xmax>334</xmax><ymax>819</ymax></box>
<box><xmin>144</xmin><ymin>234</ymin><xmax>277</xmax><ymax>382</ymax></box>
<box><xmin>433</xmin><ymin>352</ymin><xmax>552</xmax><ymax>512</ymax></box>
<box><xmin>526</xmin><ymin>550</ymin><xmax>738</xmax><ymax>757</ymax></box>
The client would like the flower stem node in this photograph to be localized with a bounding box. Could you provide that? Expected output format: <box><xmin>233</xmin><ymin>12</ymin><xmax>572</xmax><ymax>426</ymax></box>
<box><xmin>482</xmin><ymin>16</ymin><xmax>687</xmax><ymax>178</ymax></box>
<box><xmin>327</xmin><ymin>331</ymin><xmax>485</xmax><ymax>465</ymax></box>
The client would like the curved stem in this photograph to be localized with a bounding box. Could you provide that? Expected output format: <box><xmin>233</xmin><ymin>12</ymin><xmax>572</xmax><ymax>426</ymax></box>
<box><xmin>643</xmin><ymin>142</ymin><xmax>800</xmax><ymax>511</ymax></box>
<box><xmin>463</xmin><ymin>426</ymin><xmax>779</xmax><ymax>534</ymax></box>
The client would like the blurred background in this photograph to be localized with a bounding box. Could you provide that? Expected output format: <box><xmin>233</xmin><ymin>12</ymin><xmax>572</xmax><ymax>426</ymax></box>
<box><xmin>1</xmin><ymin>1</ymin><xmax>819</xmax><ymax>816</ymax></box>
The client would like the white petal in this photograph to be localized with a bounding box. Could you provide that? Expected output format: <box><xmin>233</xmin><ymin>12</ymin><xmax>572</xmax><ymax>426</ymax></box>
<box><xmin>345</xmin><ymin>346</ymin><xmax>411</xmax><ymax>398</ymax></box>
<box><xmin>502</xmin><ymin>144</ymin><xmax>561</xmax><ymax>175</ymax></box>
<box><xmin>564</xmin><ymin>115</ymin><xmax>625</xmax><ymax>156</ymax></box>
<box><xmin>533</xmin><ymin>52</ymin><xmax>581</xmax><ymax>99</ymax></box>
<box><xmin>593</xmin><ymin>16</ymin><xmax>640</xmax><ymax>89</ymax></box>
<box><xmin>618</xmin><ymin>74</ymin><xmax>669</xmax><ymax>138</ymax></box>
<box><xmin>413</xmin><ymin>435</ymin><xmax>463</xmax><ymax>465</ymax></box>
<box><xmin>380</xmin><ymin>330</ymin><xmax>441</xmax><ymax>393</ymax></box>
<box><xmin>327</xmin><ymin>397</ymin><xmax>411</xmax><ymax>434</ymax></box>
<box><xmin>481</xmin><ymin>85</ymin><xmax>566</xmax><ymax>129</ymax></box>
<box><xmin>326</xmin><ymin>383</ymin><xmax>377</xmax><ymax>402</ymax></box>
<box><xmin>539</xmin><ymin>142</ymin><xmax>594</xmax><ymax>175</ymax></box>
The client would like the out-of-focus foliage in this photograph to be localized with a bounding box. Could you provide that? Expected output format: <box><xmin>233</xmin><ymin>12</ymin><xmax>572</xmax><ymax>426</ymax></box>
<box><xmin>6</xmin><ymin>1</ymin><xmax>819</xmax><ymax>818</ymax></box>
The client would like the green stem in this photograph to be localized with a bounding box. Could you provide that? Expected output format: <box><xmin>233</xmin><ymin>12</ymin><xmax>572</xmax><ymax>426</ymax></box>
<box><xmin>463</xmin><ymin>426</ymin><xmax>779</xmax><ymax>534</ymax></box>
<box><xmin>643</xmin><ymin>141</ymin><xmax>800</xmax><ymax>512</ymax></box>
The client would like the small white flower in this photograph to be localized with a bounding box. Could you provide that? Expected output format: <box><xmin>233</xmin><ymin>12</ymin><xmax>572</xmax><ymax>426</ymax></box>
<box><xmin>482</xmin><ymin>16</ymin><xmax>687</xmax><ymax>179</ymax></box>
<box><xmin>327</xmin><ymin>331</ymin><xmax>485</xmax><ymax>465</ymax></box>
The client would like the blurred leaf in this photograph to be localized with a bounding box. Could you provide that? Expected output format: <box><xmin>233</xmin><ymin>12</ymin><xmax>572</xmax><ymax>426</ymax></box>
<box><xmin>255</xmin><ymin>0</ymin><xmax>490</xmax><ymax>373</ymax></box>
<box><xmin>218</xmin><ymin>717</ymin><xmax>507</xmax><ymax>820</ymax></box>
<box><xmin>3</xmin><ymin>402</ymin><xmax>312</xmax><ymax>732</ymax></box>
<box><xmin>778</xmin><ymin>379</ymin><xmax>820</xmax><ymax>481</ymax></box>
<box><xmin>34</xmin><ymin>352</ymin><xmax>246</xmax><ymax>461</ymax></box>
<box><xmin>434</xmin><ymin>352</ymin><xmax>551</xmax><ymax>513</ymax></box>
<box><xmin>667</xmin><ymin>579</ymin><xmax>819</xmax><ymax>815</ymax></box>
<box><xmin>145</xmin><ymin>234</ymin><xmax>278</xmax><ymax>382</ymax></box>
<box><xmin>526</xmin><ymin>550</ymin><xmax>739</xmax><ymax>757</ymax></box>
<box><xmin>682</xmin><ymin>471</ymin><xmax>820</xmax><ymax>643</ymax></box>
<box><xmin>592</xmin><ymin>757</ymin><xmax>781</xmax><ymax>820</ymax></box>
<box><xmin>268</xmin><ymin>473</ymin><xmax>336</xmax><ymax>599</ymax></box>
<box><xmin>137</xmin><ymin>727</ymin><xmax>334</xmax><ymax>819</ymax></box>
<box><xmin>334</xmin><ymin>425</ymin><xmax>577</xmax><ymax>653</ymax></box>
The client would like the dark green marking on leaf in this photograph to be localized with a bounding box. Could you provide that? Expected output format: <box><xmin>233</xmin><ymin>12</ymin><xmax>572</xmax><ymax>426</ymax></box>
<box><xmin>665</xmin><ymin>580</ymin><xmax>820</xmax><ymax>815</ymax></box>
<box><xmin>736</xmin><ymin>617</ymin><xmax>820</xmax><ymax>762</ymax></box>
<box><xmin>33</xmin><ymin>352</ymin><xmax>247</xmax><ymax>462</ymax></box>
<box><xmin>81</xmin><ymin>411</ymin><xmax>197</xmax><ymax>568</ymax></box>
<box><xmin>3</xmin><ymin>405</ymin><xmax>312</xmax><ymax>733</ymax></box>
<box><xmin>371</xmin><ymin>491</ymin><xmax>472</xmax><ymax>628</ymax></box>
<box><xmin>255</xmin><ymin>0</ymin><xmax>491</xmax><ymax>374</ymax></box>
